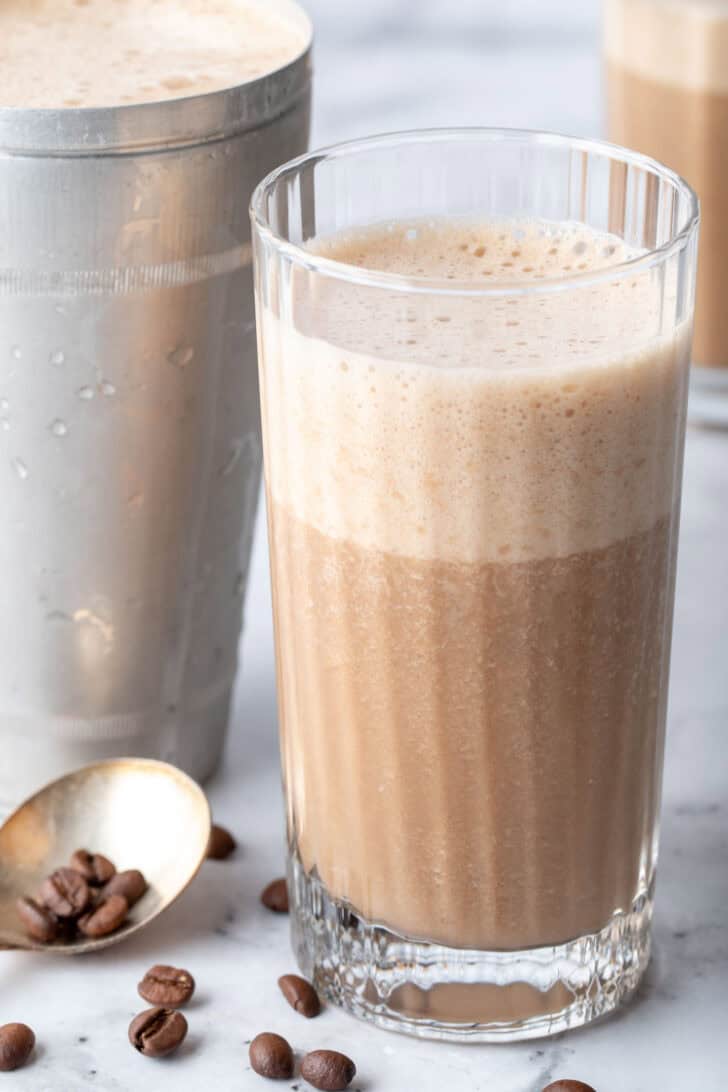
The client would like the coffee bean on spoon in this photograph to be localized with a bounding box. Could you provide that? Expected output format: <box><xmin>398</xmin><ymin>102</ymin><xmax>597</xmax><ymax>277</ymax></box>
<box><xmin>0</xmin><ymin>1023</ymin><xmax>35</xmax><ymax>1072</ymax></box>
<box><xmin>40</xmin><ymin>867</ymin><xmax>90</xmax><ymax>918</ymax></box>
<box><xmin>543</xmin><ymin>1082</ymin><xmax>598</xmax><ymax>1092</ymax></box>
<box><xmin>207</xmin><ymin>824</ymin><xmax>237</xmax><ymax>860</ymax></box>
<box><xmin>15</xmin><ymin>897</ymin><xmax>59</xmax><ymax>943</ymax></box>
<box><xmin>138</xmin><ymin>965</ymin><xmax>195</xmax><ymax>1007</ymax></box>
<box><xmin>260</xmin><ymin>877</ymin><xmax>289</xmax><ymax>913</ymax></box>
<box><xmin>70</xmin><ymin>849</ymin><xmax>116</xmax><ymax>886</ymax></box>
<box><xmin>300</xmin><ymin>1049</ymin><xmax>356</xmax><ymax>1091</ymax></box>
<box><xmin>278</xmin><ymin>974</ymin><xmax>321</xmax><ymax>1018</ymax></box>
<box><xmin>129</xmin><ymin>1007</ymin><xmax>188</xmax><ymax>1058</ymax></box>
<box><xmin>77</xmin><ymin>893</ymin><xmax>128</xmax><ymax>938</ymax></box>
<box><xmin>249</xmin><ymin>1032</ymin><xmax>294</xmax><ymax>1080</ymax></box>
<box><xmin>100</xmin><ymin>869</ymin><xmax>148</xmax><ymax>907</ymax></box>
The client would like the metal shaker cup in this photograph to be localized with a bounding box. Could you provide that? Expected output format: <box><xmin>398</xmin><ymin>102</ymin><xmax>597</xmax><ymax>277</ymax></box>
<box><xmin>0</xmin><ymin>4</ymin><xmax>312</xmax><ymax>808</ymax></box>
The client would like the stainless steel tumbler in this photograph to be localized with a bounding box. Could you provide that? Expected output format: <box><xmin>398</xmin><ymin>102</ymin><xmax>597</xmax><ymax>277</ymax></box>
<box><xmin>0</xmin><ymin>2</ymin><xmax>311</xmax><ymax>808</ymax></box>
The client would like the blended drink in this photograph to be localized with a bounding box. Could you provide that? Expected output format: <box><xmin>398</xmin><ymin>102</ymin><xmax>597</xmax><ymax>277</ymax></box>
<box><xmin>606</xmin><ymin>0</ymin><xmax>728</xmax><ymax>369</ymax></box>
<box><xmin>0</xmin><ymin>0</ymin><xmax>305</xmax><ymax>107</ymax></box>
<box><xmin>254</xmin><ymin>131</ymin><xmax>699</xmax><ymax>1036</ymax></box>
<box><xmin>263</xmin><ymin>220</ymin><xmax>690</xmax><ymax>952</ymax></box>
<box><xmin>0</xmin><ymin>0</ymin><xmax>311</xmax><ymax>805</ymax></box>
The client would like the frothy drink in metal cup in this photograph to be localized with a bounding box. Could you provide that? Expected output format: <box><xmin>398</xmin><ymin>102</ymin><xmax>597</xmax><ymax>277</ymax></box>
<box><xmin>0</xmin><ymin>0</ymin><xmax>312</xmax><ymax>808</ymax></box>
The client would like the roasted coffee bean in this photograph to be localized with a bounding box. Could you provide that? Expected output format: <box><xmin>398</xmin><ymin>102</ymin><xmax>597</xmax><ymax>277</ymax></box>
<box><xmin>40</xmin><ymin>867</ymin><xmax>90</xmax><ymax>918</ymax></box>
<box><xmin>15</xmin><ymin>896</ymin><xmax>58</xmax><ymax>943</ymax></box>
<box><xmin>70</xmin><ymin>849</ymin><xmax>116</xmax><ymax>886</ymax></box>
<box><xmin>249</xmin><ymin>1032</ymin><xmax>294</xmax><ymax>1080</ymax></box>
<box><xmin>0</xmin><ymin>1023</ymin><xmax>35</xmax><ymax>1072</ymax></box>
<box><xmin>542</xmin><ymin>1083</ymin><xmax>597</xmax><ymax>1092</ymax></box>
<box><xmin>138</xmin><ymin>965</ymin><xmax>195</xmax><ymax>1007</ymax></box>
<box><xmin>128</xmin><ymin>1007</ymin><xmax>188</xmax><ymax>1058</ymax></box>
<box><xmin>300</xmin><ymin>1049</ymin><xmax>356</xmax><ymax>1091</ymax></box>
<box><xmin>278</xmin><ymin>974</ymin><xmax>321</xmax><ymax>1018</ymax></box>
<box><xmin>100</xmin><ymin>869</ymin><xmax>147</xmax><ymax>907</ymax></box>
<box><xmin>77</xmin><ymin>893</ymin><xmax>128</xmax><ymax>938</ymax></box>
<box><xmin>260</xmin><ymin>877</ymin><xmax>289</xmax><ymax>913</ymax></box>
<box><xmin>207</xmin><ymin>824</ymin><xmax>237</xmax><ymax>860</ymax></box>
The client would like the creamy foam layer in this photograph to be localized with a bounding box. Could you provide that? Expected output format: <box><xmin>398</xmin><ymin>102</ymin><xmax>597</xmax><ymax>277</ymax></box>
<box><xmin>261</xmin><ymin>219</ymin><xmax>690</xmax><ymax>565</ymax></box>
<box><xmin>0</xmin><ymin>0</ymin><xmax>308</xmax><ymax>108</ymax></box>
<box><xmin>605</xmin><ymin>0</ymin><xmax>728</xmax><ymax>94</ymax></box>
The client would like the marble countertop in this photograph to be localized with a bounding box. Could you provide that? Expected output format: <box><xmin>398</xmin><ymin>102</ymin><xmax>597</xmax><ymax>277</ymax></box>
<box><xmin>3</xmin><ymin>1</ymin><xmax>726</xmax><ymax>1088</ymax></box>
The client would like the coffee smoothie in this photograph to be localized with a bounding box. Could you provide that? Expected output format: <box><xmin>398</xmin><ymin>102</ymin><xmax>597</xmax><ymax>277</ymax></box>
<box><xmin>606</xmin><ymin>0</ymin><xmax>728</xmax><ymax>369</ymax></box>
<box><xmin>0</xmin><ymin>0</ymin><xmax>306</xmax><ymax>107</ymax></box>
<box><xmin>261</xmin><ymin>219</ymin><xmax>691</xmax><ymax>952</ymax></box>
<box><xmin>0</xmin><ymin>0</ymin><xmax>311</xmax><ymax>804</ymax></box>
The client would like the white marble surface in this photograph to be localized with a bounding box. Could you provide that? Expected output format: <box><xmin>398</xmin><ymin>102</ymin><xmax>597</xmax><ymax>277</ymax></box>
<box><xmin>3</xmin><ymin>1</ymin><xmax>727</xmax><ymax>1088</ymax></box>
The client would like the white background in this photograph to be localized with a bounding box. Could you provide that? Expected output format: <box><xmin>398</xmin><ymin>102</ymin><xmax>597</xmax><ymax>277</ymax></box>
<box><xmin>4</xmin><ymin>1</ymin><xmax>727</xmax><ymax>1089</ymax></box>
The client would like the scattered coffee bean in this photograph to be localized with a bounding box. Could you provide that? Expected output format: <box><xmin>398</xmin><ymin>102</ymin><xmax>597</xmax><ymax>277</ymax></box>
<box><xmin>260</xmin><ymin>878</ymin><xmax>289</xmax><ymax>913</ymax></box>
<box><xmin>15</xmin><ymin>896</ymin><xmax>59</xmax><ymax>943</ymax></box>
<box><xmin>100</xmin><ymin>868</ymin><xmax>147</xmax><ymax>907</ymax></box>
<box><xmin>128</xmin><ymin>1007</ymin><xmax>188</xmax><ymax>1058</ymax></box>
<box><xmin>40</xmin><ymin>867</ymin><xmax>90</xmax><ymax>919</ymax></box>
<box><xmin>207</xmin><ymin>824</ymin><xmax>237</xmax><ymax>860</ymax></box>
<box><xmin>0</xmin><ymin>1024</ymin><xmax>35</xmax><ymax>1072</ymax></box>
<box><xmin>300</xmin><ymin>1049</ymin><xmax>356</xmax><ymax>1091</ymax></box>
<box><xmin>249</xmin><ymin>1032</ymin><xmax>294</xmax><ymax>1080</ymax></box>
<box><xmin>542</xmin><ymin>1083</ymin><xmax>597</xmax><ymax>1092</ymax></box>
<box><xmin>70</xmin><ymin>849</ymin><xmax>116</xmax><ymax>886</ymax></box>
<box><xmin>278</xmin><ymin>974</ymin><xmax>321</xmax><ymax>1018</ymax></box>
<box><xmin>77</xmin><ymin>893</ymin><xmax>128</xmax><ymax>939</ymax></box>
<box><xmin>138</xmin><ymin>965</ymin><xmax>195</xmax><ymax>1007</ymax></box>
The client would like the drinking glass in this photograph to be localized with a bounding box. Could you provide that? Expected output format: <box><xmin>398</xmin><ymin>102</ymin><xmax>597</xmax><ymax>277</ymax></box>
<box><xmin>605</xmin><ymin>0</ymin><xmax>728</xmax><ymax>425</ymax></box>
<box><xmin>251</xmin><ymin>129</ymin><xmax>698</xmax><ymax>1041</ymax></box>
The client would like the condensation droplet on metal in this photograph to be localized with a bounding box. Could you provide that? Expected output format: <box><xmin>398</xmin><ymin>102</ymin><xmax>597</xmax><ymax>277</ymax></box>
<box><xmin>0</xmin><ymin>418</ymin><xmax>10</xmax><ymax>432</ymax></box>
<box><xmin>100</xmin><ymin>380</ymin><xmax>116</xmax><ymax>396</ymax></box>
<box><xmin>46</xmin><ymin>610</ymin><xmax>72</xmax><ymax>624</ymax></box>
<box><xmin>50</xmin><ymin>419</ymin><xmax>68</xmax><ymax>437</ymax></box>
<box><xmin>220</xmin><ymin>439</ymin><xmax>244</xmax><ymax>477</ymax></box>
<box><xmin>50</xmin><ymin>350</ymin><xmax>65</xmax><ymax>366</ymax></box>
<box><xmin>12</xmin><ymin>457</ymin><xmax>28</xmax><ymax>480</ymax></box>
<box><xmin>167</xmin><ymin>345</ymin><xmax>195</xmax><ymax>369</ymax></box>
<box><xmin>10</xmin><ymin>346</ymin><xmax>21</xmax><ymax>360</ymax></box>
<box><xmin>0</xmin><ymin>398</ymin><xmax>9</xmax><ymax>412</ymax></box>
<box><xmin>78</xmin><ymin>386</ymin><xmax>95</xmax><ymax>401</ymax></box>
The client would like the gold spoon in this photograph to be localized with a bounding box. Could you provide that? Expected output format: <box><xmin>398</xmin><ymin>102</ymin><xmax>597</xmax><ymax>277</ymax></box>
<box><xmin>0</xmin><ymin>758</ymin><xmax>211</xmax><ymax>953</ymax></box>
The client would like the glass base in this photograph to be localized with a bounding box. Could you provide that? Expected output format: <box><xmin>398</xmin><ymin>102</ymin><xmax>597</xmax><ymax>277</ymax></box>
<box><xmin>289</xmin><ymin>850</ymin><xmax>653</xmax><ymax>1043</ymax></box>
<box><xmin>689</xmin><ymin>364</ymin><xmax>728</xmax><ymax>428</ymax></box>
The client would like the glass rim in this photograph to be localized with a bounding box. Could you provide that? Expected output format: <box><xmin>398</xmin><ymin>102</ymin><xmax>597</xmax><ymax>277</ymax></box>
<box><xmin>250</xmin><ymin>127</ymin><xmax>700</xmax><ymax>298</ymax></box>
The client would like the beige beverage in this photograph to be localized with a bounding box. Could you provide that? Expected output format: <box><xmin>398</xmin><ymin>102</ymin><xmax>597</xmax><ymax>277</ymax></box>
<box><xmin>606</xmin><ymin>0</ymin><xmax>728</xmax><ymax>368</ymax></box>
<box><xmin>0</xmin><ymin>0</ymin><xmax>306</xmax><ymax>107</ymax></box>
<box><xmin>261</xmin><ymin>219</ymin><xmax>691</xmax><ymax>953</ymax></box>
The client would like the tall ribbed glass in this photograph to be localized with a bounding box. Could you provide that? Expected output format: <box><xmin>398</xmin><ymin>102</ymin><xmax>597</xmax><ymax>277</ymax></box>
<box><xmin>605</xmin><ymin>0</ymin><xmax>728</xmax><ymax>425</ymax></box>
<box><xmin>252</xmin><ymin>130</ymin><xmax>699</xmax><ymax>1041</ymax></box>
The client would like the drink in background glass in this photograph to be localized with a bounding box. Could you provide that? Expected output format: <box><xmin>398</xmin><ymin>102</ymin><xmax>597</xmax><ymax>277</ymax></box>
<box><xmin>252</xmin><ymin>130</ymin><xmax>698</xmax><ymax>1041</ymax></box>
<box><xmin>0</xmin><ymin>0</ymin><xmax>311</xmax><ymax>808</ymax></box>
<box><xmin>605</xmin><ymin>0</ymin><xmax>728</xmax><ymax>424</ymax></box>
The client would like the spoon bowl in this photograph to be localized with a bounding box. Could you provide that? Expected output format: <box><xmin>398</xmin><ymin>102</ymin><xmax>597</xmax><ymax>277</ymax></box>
<box><xmin>0</xmin><ymin>758</ymin><xmax>211</xmax><ymax>953</ymax></box>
